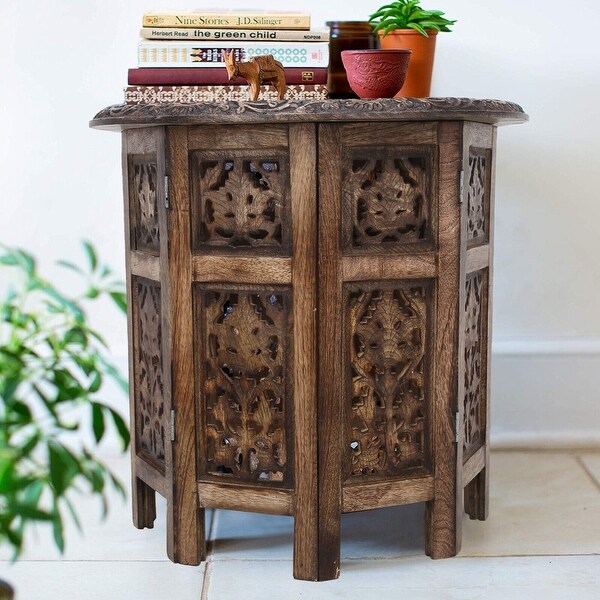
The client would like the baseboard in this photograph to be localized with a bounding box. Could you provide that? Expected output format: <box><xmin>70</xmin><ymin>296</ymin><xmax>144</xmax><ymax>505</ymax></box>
<box><xmin>491</xmin><ymin>431</ymin><xmax>600</xmax><ymax>451</ymax></box>
<box><xmin>490</xmin><ymin>340</ymin><xmax>600</xmax><ymax>451</ymax></box>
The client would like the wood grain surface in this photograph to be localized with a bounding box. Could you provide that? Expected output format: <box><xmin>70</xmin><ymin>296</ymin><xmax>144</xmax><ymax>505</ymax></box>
<box><xmin>109</xmin><ymin>104</ymin><xmax>524</xmax><ymax>580</ymax></box>
<box><xmin>289</xmin><ymin>123</ymin><xmax>319</xmax><ymax>581</ymax></box>
<box><xmin>317</xmin><ymin>123</ymin><xmax>343</xmax><ymax>581</ymax></box>
<box><xmin>164</xmin><ymin>126</ymin><xmax>204</xmax><ymax>565</ymax></box>
<box><xmin>424</xmin><ymin>121</ymin><xmax>462</xmax><ymax>559</ymax></box>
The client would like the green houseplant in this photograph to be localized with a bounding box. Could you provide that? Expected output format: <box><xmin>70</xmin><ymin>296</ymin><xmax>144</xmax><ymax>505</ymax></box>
<box><xmin>369</xmin><ymin>0</ymin><xmax>456</xmax><ymax>97</ymax></box>
<box><xmin>0</xmin><ymin>243</ymin><xmax>130</xmax><ymax>597</ymax></box>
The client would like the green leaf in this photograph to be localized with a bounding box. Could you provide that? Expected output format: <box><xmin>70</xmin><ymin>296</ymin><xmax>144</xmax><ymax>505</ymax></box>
<box><xmin>56</xmin><ymin>260</ymin><xmax>83</xmax><ymax>274</ymax></box>
<box><xmin>82</xmin><ymin>241</ymin><xmax>98</xmax><ymax>272</ymax></box>
<box><xmin>8</xmin><ymin>400</ymin><xmax>32</xmax><ymax>424</ymax></box>
<box><xmin>98</xmin><ymin>358</ymin><xmax>129</xmax><ymax>394</ymax></box>
<box><xmin>407</xmin><ymin>21</ymin><xmax>429</xmax><ymax>36</ymax></box>
<box><xmin>91</xmin><ymin>402</ymin><xmax>106</xmax><ymax>443</ymax></box>
<box><xmin>22</xmin><ymin>479</ymin><xmax>44</xmax><ymax>507</ymax></box>
<box><xmin>108</xmin><ymin>406</ymin><xmax>130</xmax><ymax>450</ymax></box>
<box><xmin>48</xmin><ymin>442</ymin><xmax>80</xmax><ymax>496</ymax></box>
<box><xmin>108</xmin><ymin>471</ymin><xmax>126</xmax><ymax>499</ymax></box>
<box><xmin>89</xmin><ymin>371</ymin><xmax>102</xmax><ymax>394</ymax></box>
<box><xmin>0</xmin><ymin>254</ymin><xmax>19</xmax><ymax>266</ymax></box>
<box><xmin>64</xmin><ymin>326</ymin><xmax>88</xmax><ymax>347</ymax></box>
<box><xmin>35</xmin><ymin>283</ymin><xmax>84</xmax><ymax>323</ymax></box>
<box><xmin>63</xmin><ymin>496</ymin><xmax>83</xmax><ymax>533</ymax></box>
<box><xmin>52</xmin><ymin>506</ymin><xmax>65</xmax><ymax>553</ymax></box>
<box><xmin>109</xmin><ymin>291</ymin><xmax>128</xmax><ymax>313</ymax></box>
<box><xmin>11</xmin><ymin>503</ymin><xmax>55</xmax><ymax>521</ymax></box>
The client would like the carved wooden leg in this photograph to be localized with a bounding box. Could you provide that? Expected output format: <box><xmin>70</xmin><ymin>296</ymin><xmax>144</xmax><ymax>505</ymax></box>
<box><xmin>425</xmin><ymin>122</ymin><xmax>463</xmax><ymax>561</ymax></box>
<box><xmin>424</xmin><ymin>497</ymin><xmax>460</xmax><ymax>559</ymax></box>
<box><xmin>166</xmin><ymin>499</ymin><xmax>205</xmax><ymax>566</ymax></box>
<box><xmin>290</xmin><ymin>123</ymin><xmax>319</xmax><ymax>582</ymax></box>
<box><xmin>465</xmin><ymin>466</ymin><xmax>489</xmax><ymax>521</ymax></box>
<box><xmin>132</xmin><ymin>476</ymin><xmax>156</xmax><ymax>529</ymax></box>
<box><xmin>317</xmin><ymin>123</ymin><xmax>342</xmax><ymax>581</ymax></box>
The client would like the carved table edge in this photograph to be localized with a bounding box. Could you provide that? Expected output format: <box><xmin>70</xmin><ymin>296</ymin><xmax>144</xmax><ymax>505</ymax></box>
<box><xmin>90</xmin><ymin>97</ymin><xmax>528</xmax><ymax>130</ymax></box>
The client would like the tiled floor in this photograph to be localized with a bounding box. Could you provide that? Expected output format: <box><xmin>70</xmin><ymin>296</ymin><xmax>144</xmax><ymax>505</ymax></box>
<box><xmin>2</xmin><ymin>451</ymin><xmax>600</xmax><ymax>599</ymax></box>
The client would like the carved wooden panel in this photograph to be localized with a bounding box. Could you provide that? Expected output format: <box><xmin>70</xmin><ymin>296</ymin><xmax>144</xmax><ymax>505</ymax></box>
<box><xmin>463</xmin><ymin>270</ymin><xmax>487</xmax><ymax>460</ymax></box>
<box><xmin>196</xmin><ymin>285</ymin><xmax>292</xmax><ymax>485</ymax></box>
<box><xmin>342</xmin><ymin>148</ymin><xmax>433</xmax><ymax>253</ymax></box>
<box><xmin>344</xmin><ymin>282</ymin><xmax>432</xmax><ymax>480</ymax></box>
<box><xmin>129</xmin><ymin>155</ymin><xmax>160</xmax><ymax>254</ymax></box>
<box><xmin>133</xmin><ymin>277</ymin><xmax>165</xmax><ymax>470</ymax></box>
<box><xmin>466</xmin><ymin>148</ymin><xmax>490</xmax><ymax>246</ymax></box>
<box><xmin>191</xmin><ymin>151</ymin><xmax>290</xmax><ymax>255</ymax></box>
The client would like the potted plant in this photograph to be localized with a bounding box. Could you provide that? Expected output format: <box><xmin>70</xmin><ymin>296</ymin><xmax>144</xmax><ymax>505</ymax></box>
<box><xmin>0</xmin><ymin>243</ymin><xmax>130</xmax><ymax>597</ymax></box>
<box><xmin>369</xmin><ymin>0</ymin><xmax>456</xmax><ymax>97</ymax></box>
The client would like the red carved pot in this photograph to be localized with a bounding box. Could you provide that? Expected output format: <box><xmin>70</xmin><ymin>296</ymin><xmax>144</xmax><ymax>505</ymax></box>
<box><xmin>341</xmin><ymin>49</ymin><xmax>412</xmax><ymax>99</ymax></box>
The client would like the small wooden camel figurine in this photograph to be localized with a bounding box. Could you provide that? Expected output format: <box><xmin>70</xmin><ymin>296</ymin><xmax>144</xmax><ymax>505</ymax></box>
<box><xmin>223</xmin><ymin>50</ymin><xmax>287</xmax><ymax>101</ymax></box>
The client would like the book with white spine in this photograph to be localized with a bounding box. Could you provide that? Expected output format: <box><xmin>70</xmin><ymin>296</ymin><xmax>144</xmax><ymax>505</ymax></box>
<box><xmin>138</xmin><ymin>41</ymin><xmax>329</xmax><ymax>68</ymax></box>
<box><xmin>140</xmin><ymin>27</ymin><xmax>329</xmax><ymax>42</ymax></box>
<box><xmin>142</xmin><ymin>10</ymin><xmax>310</xmax><ymax>30</ymax></box>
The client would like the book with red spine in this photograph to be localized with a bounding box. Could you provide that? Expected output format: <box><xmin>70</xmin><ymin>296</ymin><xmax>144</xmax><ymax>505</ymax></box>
<box><xmin>128</xmin><ymin>67</ymin><xmax>328</xmax><ymax>86</ymax></box>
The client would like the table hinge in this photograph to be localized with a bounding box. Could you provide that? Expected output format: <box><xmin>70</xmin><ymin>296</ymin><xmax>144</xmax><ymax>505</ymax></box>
<box><xmin>458</xmin><ymin>169</ymin><xmax>464</xmax><ymax>204</ymax></box>
<box><xmin>454</xmin><ymin>411</ymin><xmax>461</xmax><ymax>444</ymax></box>
<box><xmin>170</xmin><ymin>409</ymin><xmax>175</xmax><ymax>442</ymax></box>
<box><xmin>164</xmin><ymin>175</ymin><xmax>170</xmax><ymax>209</ymax></box>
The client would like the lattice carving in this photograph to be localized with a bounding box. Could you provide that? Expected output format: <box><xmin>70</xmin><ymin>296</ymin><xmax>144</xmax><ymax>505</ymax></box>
<box><xmin>346</xmin><ymin>285</ymin><xmax>430</xmax><ymax>478</ymax></box>
<box><xmin>463</xmin><ymin>272</ymin><xmax>486</xmax><ymax>459</ymax></box>
<box><xmin>193</xmin><ymin>154</ymin><xmax>289</xmax><ymax>252</ymax></box>
<box><xmin>199</xmin><ymin>287</ymin><xmax>290</xmax><ymax>484</ymax></box>
<box><xmin>135</xmin><ymin>279</ymin><xmax>165</xmax><ymax>468</ymax></box>
<box><xmin>466</xmin><ymin>150</ymin><xmax>488</xmax><ymax>244</ymax></box>
<box><xmin>130</xmin><ymin>158</ymin><xmax>159</xmax><ymax>253</ymax></box>
<box><xmin>343</xmin><ymin>153</ymin><xmax>431</xmax><ymax>251</ymax></box>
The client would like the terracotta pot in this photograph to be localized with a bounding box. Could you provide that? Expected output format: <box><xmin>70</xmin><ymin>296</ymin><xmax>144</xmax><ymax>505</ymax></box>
<box><xmin>378</xmin><ymin>29</ymin><xmax>437</xmax><ymax>97</ymax></box>
<box><xmin>341</xmin><ymin>49</ymin><xmax>411</xmax><ymax>99</ymax></box>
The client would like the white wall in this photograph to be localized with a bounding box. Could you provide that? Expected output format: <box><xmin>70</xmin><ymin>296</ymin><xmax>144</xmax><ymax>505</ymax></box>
<box><xmin>1</xmin><ymin>0</ymin><xmax>599</xmax><ymax>446</ymax></box>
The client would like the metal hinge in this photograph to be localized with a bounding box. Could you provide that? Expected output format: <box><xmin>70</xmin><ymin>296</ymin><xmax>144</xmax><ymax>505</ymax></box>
<box><xmin>458</xmin><ymin>169</ymin><xmax>464</xmax><ymax>204</ymax></box>
<box><xmin>170</xmin><ymin>409</ymin><xmax>176</xmax><ymax>442</ymax></box>
<box><xmin>164</xmin><ymin>175</ymin><xmax>170</xmax><ymax>209</ymax></box>
<box><xmin>454</xmin><ymin>411</ymin><xmax>461</xmax><ymax>443</ymax></box>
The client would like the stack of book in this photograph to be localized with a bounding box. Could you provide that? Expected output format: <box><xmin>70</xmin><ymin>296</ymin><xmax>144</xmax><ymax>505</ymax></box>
<box><xmin>126</xmin><ymin>9</ymin><xmax>330</xmax><ymax>104</ymax></box>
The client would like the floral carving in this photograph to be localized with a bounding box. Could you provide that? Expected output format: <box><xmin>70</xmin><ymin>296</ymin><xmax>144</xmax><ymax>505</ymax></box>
<box><xmin>130</xmin><ymin>158</ymin><xmax>159</xmax><ymax>253</ymax></box>
<box><xmin>346</xmin><ymin>285</ymin><xmax>430</xmax><ymax>478</ymax></box>
<box><xmin>199</xmin><ymin>288</ymin><xmax>290</xmax><ymax>484</ymax></box>
<box><xmin>92</xmin><ymin>98</ymin><xmax>527</xmax><ymax>128</ymax></box>
<box><xmin>463</xmin><ymin>272</ymin><xmax>485</xmax><ymax>459</ymax></box>
<box><xmin>135</xmin><ymin>278</ymin><xmax>165</xmax><ymax>469</ymax></box>
<box><xmin>345</xmin><ymin>155</ymin><xmax>430</xmax><ymax>250</ymax></box>
<box><xmin>466</xmin><ymin>150</ymin><xmax>488</xmax><ymax>244</ymax></box>
<box><xmin>193</xmin><ymin>155</ymin><xmax>289</xmax><ymax>252</ymax></box>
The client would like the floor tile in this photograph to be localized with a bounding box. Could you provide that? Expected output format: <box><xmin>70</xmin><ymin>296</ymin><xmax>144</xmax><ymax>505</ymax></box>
<box><xmin>208</xmin><ymin>509</ymin><xmax>294</xmax><ymax>561</ymax></box>
<box><xmin>461</xmin><ymin>452</ymin><xmax>600</xmax><ymax>556</ymax></box>
<box><xmin>1</xmin><ymin>560</ymin><xmax>205</xmax><ymax>600</ymax></box>
<box><xmin>209</xmin><ymin>452</ymin><xmax>600</xmax><ymax>561</ymax></box>
<box><xmin>209</xmin><ymin>502</ymin><xmax>426</xmax><ymax>561</ymax></box>
<box><xmin>578</xmin><ymin>454</ymin><xmax>600</xmax><ymax>489</ymax></box>
<box><xmin>205</xmin><ymin>555</ymin><xmax>600</xmax><ymax>600</ymax></box>
<box><xmin>0</xmin><ymin>455</ymin><xmax>214</xmax><ymax>562</ymax></box>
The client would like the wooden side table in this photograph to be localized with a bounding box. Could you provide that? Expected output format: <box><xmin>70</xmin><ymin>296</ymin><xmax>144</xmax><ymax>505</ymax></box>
<box><xmin>91</xmin><ymin>98</ymin><xmax>527</xmax><ymax>581</ymax></box>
